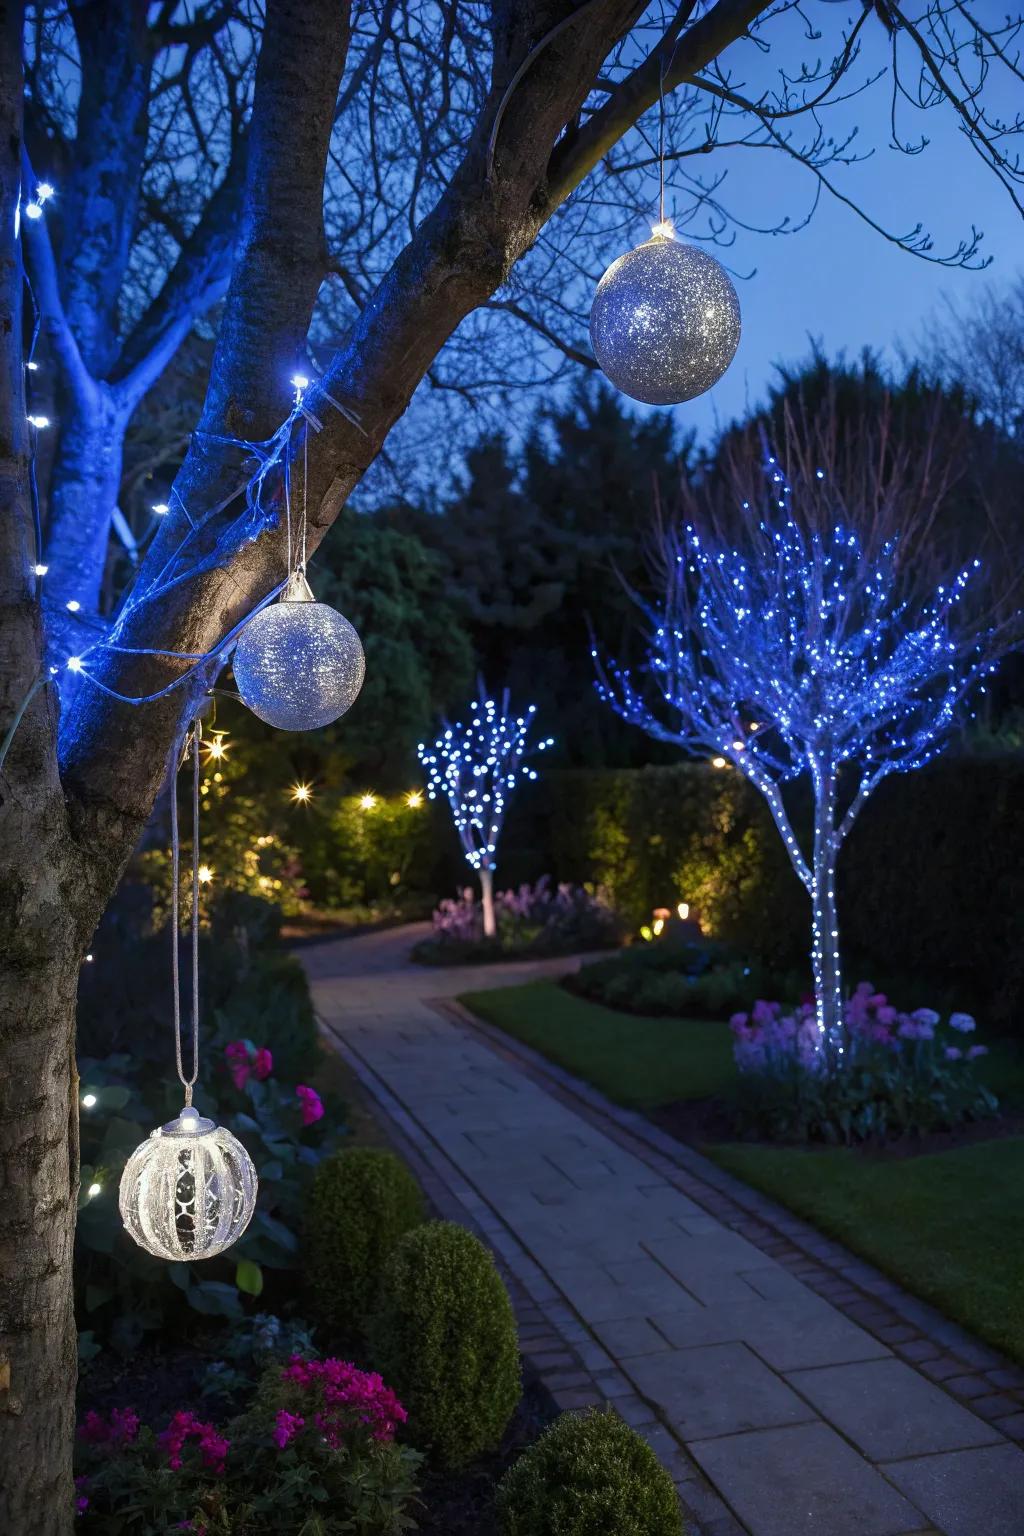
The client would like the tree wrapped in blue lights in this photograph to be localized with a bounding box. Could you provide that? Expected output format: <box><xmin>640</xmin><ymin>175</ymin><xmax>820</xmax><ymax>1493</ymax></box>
<box><xmin>596</xmin><ymin>438</ymin><xmax>1016</xmax><ymax>1066</ymax></box>
<box><xmin>418</xmin><ymin>691</ymin><xmax>552</xmax><ymax>938</ymax></box>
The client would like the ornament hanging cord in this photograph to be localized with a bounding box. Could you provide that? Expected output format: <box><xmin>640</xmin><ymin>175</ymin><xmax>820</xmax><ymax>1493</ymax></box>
<box><xmin>170</xmin><ymin>719</ymin><xmax>202</xmax><ymax>1106</ymax></box>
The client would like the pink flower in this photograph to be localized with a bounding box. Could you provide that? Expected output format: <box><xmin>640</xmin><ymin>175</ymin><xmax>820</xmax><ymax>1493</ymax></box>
<box><xmin>273</xmin><ymin>1409</ymin><xmax>305</xmax><ymax>1449</ymax></box>
<box><xmin>225</xmin><ymin>1039</ymin><xmax>251</xmax><ymax>1091</ymax></box>
<box><xmin>77</xmin><ymin>1408</ymin><xmax>139</xmax><ymax>1447</ymax></box>
<box><xmin>253</xmin><ymin>1047</ymin><xmax>273</xmax><ymax>1080</ymax></box>
<box><xmin>295</xmin><ymin>1085</ymin><xmax>324</xmax><ymax>1126</ymax></box>
<box><xmin>280</xmin><ymin>1356</ymin><xmax>407</xmax><ymax>1445</ymax></box>
<box><xmin>158</xmin><ymin>1411</ymin><xmax>229</xmax><ymax>1475</ymax></box>
<box><xmin>75</xmin><ymin>1476</ymin><xmax>89</xmax><ymax>1515</ymax></box>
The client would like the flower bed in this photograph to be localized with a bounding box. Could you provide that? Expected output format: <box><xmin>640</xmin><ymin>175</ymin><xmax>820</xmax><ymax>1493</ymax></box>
<box><xmin>412</xmin><ymin>877</ymin><xmax>623</xmax><ymax>965</ymax></box>
<box><xmin>731</xmin><ymin>982</ymin><xmax>998</xmax><ymax>1143</ymax></box>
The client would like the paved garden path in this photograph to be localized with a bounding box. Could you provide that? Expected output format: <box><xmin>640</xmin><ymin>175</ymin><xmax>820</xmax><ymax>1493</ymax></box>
<box><xmin>303</xmin><ymin>925</ymin><xmax>1024</xmax><ymax>1536</ymax></box>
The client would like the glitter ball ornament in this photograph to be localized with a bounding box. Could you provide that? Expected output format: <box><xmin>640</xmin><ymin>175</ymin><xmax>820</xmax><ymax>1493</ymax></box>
<box><xmin>119</xmin><ymin>1106</ymin><xmax>257</xmax><ymax>1261</ymax></box>
<box><xmin>233</xmin><ymin>571</ymin><xmax>365</xmax><ymax>731</ymax></box>
<box><xmin>590</xmin><ymin>227</ymin><xmax>741</xmax><ymax>406</ymax></box>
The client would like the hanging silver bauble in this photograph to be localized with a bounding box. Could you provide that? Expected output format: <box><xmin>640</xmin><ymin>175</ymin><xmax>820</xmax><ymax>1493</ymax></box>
<box><xmin>233</xmin><ymin>571</ymin><xmax>365</xmax><ymax>731</ymax></box>
<box><xmin>589</xmin><ymin>227</ymin><xmax>741</xmax><ymax>406</ymax></box>
<box><xmin>119</xmin><ymin>1106</ymin><xmax>258</xmax><ymax>1261</ymax></box>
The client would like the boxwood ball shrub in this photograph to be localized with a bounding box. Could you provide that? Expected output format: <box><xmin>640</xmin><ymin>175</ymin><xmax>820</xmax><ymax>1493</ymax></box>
<box><xmin>496</xmin><ymin>1409</ymin><xmax>685</xmax><ymax>1536</ymax></box>
<box><xmin>370</xmin><ymin>1220</ymin><xmax>521</xmax><ymax>1469</ymax></box>
<box><xmin>305</xmin><ymin>1147</ymin><xmax>425</xmax><ymax>1351</ymax></box>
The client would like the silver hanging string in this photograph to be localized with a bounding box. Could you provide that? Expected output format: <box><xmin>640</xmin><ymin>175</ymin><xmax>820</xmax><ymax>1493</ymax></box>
<box><xmin>170</xmin><ymin>718</ymin><xmax>201</xmax><ymax>1105</ymax></box>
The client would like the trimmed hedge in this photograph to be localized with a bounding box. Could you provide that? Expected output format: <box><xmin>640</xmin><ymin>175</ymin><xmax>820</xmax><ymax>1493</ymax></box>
<box><xmin>370</xmin><ymin>1221</ymin><xmax>521</xmax><ymax>1469</ymax></box>
<box><xmin>305</xmin><ymin>1148</ymin><xmax>425</xmax><ymax>1354</ymax></box>
<box><xmin>500</xmin><ymin>759</ymin><xmax>1024</xmax><ymax>1029</ymax></box>
<box><xmin>496</xmin><ymin>1409</ymin><xmax>685</xmax><ymax>1536</ymax></box>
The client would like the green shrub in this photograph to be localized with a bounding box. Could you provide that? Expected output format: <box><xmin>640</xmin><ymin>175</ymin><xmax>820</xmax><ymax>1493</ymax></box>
<box><xmin>370</xmin><ymin>1221</ymin><xmax>521</xmax><ymax>1469</ymax></box>
<box><xmin>305</xmin><ymin>1148</ymin><xmax>425</xmax><ymax>1352</ymax></box>
<box><xmin>496</xmin><ymin>1409</ymin><xmax>684</xmax><ymax>1536</ymax></box>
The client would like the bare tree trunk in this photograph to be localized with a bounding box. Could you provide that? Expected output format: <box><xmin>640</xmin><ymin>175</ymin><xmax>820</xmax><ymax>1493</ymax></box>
<box><xmin>479</xmin><ymin>865</ymin><xmax>496</xmax><ymax>939</ymax></box>
<box><xmin>0</xmin><ymin>6</ymin><xmax>96</xmax><ymax>1528</ymax></box>
<box><xmin>810</xmin><ymin>765</ymin><xmax>845</xmax><ymax>1065</ymax></box>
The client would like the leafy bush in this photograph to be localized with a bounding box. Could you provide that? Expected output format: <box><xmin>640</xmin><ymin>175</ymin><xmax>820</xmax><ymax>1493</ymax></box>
<box><xmin>731</xmin><ymin>983</ymin><xmax>998</xmax><ymax>1143</ymax></box>
<box><xmin>302</xmin><ymin>793</ymin><xmax>438</xmax><ymax>909</ymax></box>
<box><xmin>568</xmin><ymin>934</ymin><xmax>794</xmax><ymax>1020</ymax></box>
<box><xmin>76</xmin><ymin>1017</ymin><xmax>341</xmax><ymax>1356</ymax></box>
<box><xmin>305</xmin><ymin>1148</ymin><xmax>425</xmax><ymax>1353</ymax></box>
<box><xmin>370</xmin><ymin>1221</ymin><xmax>521</xmax><ymax>1469</ymax></box>
<box><xmin>75</xmin><ymin>1355</ymin><xmax>421</xmax><ymax>1535</ymax></box>
<box><xmin>414</xmin><ymin>877</ymin><xmax>623</xmax><ymax>965</ymax></box>
<box><xmin>496</xmin><ymin>1408</ymin><xmax>684</xmax><ymax>1536</ymax></box>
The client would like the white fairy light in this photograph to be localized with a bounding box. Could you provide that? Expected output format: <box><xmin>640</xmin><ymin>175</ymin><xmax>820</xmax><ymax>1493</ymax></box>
<box><xmin>152</xmin><ymin>502</ymin><xmax>170</xmax><ymax>515</ymax></box>
<box><xmin>82</xmin><ymin>1093</ymin><xmax>97</xmax><ymax>1108</ymax></box>
<box><xmin>33</xmin><ymin>563</ymin><xmax>47</xmax><ymax>575</ymax></box>
<box><xmin>66</xmin><ymin>599</ymin><xmax>80</xmax><ymax>612</ymax></box>
<box><xmin>27</xmin><ymin>414</ymin><xmax>50</xmax><ymax>428</ymax></box>
<box><xmin>595</xmin><ymin>445</ymin><xmax>1010</xmax><ymax>1065</ymax></box>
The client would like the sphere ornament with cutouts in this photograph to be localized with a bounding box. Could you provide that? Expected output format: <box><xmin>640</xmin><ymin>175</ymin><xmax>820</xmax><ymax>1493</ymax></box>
<box><xmin>119</xmin><ymin>1106</ymin><xmax>258</xmax><ymax>1261</ymax></box>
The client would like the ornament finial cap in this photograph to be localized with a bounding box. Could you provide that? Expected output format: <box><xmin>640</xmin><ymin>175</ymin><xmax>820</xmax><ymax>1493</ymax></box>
<box><xmin>282</xmin><ymin>569</ymin><xmax>315</xmax><ymax>603</ymax></box>
<box><xmin>158</xmin><ymin>1105</ymin><xmax>217</xmax><ymax>1138</ymax></box>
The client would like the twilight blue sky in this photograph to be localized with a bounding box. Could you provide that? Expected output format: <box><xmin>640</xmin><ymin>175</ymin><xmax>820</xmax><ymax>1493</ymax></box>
<box><xmin>662</xmin><ymin>12</ymin><xmax>1024</xmax><ymax>441</ymax></box>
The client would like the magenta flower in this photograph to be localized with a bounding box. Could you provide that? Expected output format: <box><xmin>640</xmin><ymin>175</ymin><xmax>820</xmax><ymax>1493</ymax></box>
<box><xmin>295</xmin><ymin>1085</ymin><xmax>324</xmax><ymax>1126</ymax></box>
<box><xmin>253</xmin><ymin>1047</ymin><xmax>273</xmax><ymax>1080</ymax></box>
<box><xmin>280</xmin><ymin>1356</ymin><xmax>407</xmax><ymax>1446</ymax></box>
<box><xmin>225</xmin><ymin>1039</ymin><xmax>251</xmax><ymax>1091</ymax></box>
<box><xmin>158</xmin><ymin>1411</ymin><xmax>229</xmax><ymax>1475</ymax></box>
<box><xmin>77</xmin><ymin>1408</ymin><xmax>139</xmax><ymax>1447</ymax></box>
<box><xmin>272</xmin><ymin>1409</ymin><xmax>305</xmax><ymax>1449</ymax></box>
<box><xmin>74</xmin><ymin>1476</ymin><xmax>89</xmax><ymax>1515</ymax></box>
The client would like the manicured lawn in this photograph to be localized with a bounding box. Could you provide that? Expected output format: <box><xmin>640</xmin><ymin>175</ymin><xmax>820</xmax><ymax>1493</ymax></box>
<box><xmin>459</xmin><ymin>979</ymin><xmax>736</xmax><ymax>1109</ymax></box>
<box><xmin>710</xmin><ymin>1139</ymin><xmax>1024</xmax><ymax>1363</ymax></box>
<box><xmin>461</xmin><ymin>978</ymin><xmax>1024</xmax><ymax>1363</ymax></box>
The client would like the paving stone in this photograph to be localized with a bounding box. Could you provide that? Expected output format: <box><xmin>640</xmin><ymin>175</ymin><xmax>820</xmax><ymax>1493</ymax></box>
<box><xmin>548</xmin><ymin>1259</ymin><xmax>698</xmax><ymax>1323</ymax></box>
<box><xmin>690</xmin><ymin>1421</ymin><xmax>922</xmax><ymax>1536</ymax></box>
<box><xmin>883</xmin><ymin>1443</ymin><xmax>1024</xmax><ymax>1536</ymax></box>
<box><xmin>786</xmin><ymin>1358</ymin><xmax>1003</xmax><ymax>1460</ymax></box>
<box><xmin>590</xmin><ymin>1314</ymin><xmax>676</xmax><ymax>1359</ymax></box>
<box><xmin>654</xmin><ymin>1294</ymin><xmax>889</xmax><ymax>1373</ymax></box>
<box><xmin>968</xmin><ymin>1392</ymin><xmax>1018</xmax><ymax>1422</ymax></box>
<box><xmin>629</xmin><ymin>1342</ymin><xmax>815</xmax><ymax>1441</ymax></box>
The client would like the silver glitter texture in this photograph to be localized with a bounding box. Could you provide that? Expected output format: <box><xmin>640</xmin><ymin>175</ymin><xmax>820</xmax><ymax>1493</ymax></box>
<box><xmin>590</xmin><ymin>234</ymin><xmax>741</xmax><ymax>406</ymax></box>
<box><xmin>234</xmin><ymin>594</ymin><xmax>365</xmax><ymax>732</ymax></box>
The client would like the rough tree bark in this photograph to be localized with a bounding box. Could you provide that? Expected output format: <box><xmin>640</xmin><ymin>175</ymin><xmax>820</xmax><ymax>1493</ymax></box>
<box><xmin>0</xmin><ymin>2</ymin><xmax>91</xmax><ymax>1528</ymax></box>
<box><xmin>1</xmin><ymin>2</ymin><xmax>771</xmax><ymax>1527</ymax></box>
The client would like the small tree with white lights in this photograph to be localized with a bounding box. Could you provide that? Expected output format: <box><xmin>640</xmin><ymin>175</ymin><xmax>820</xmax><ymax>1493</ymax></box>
<box><xmin>596</xmin><ymin>399</ymin><xmax>1018</xmax><ymax>1067</ymax></box>
<box><xmin>418</xmin><ymin>689</ymin><xmax>552</xmax><ymax>938</ymax></box>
